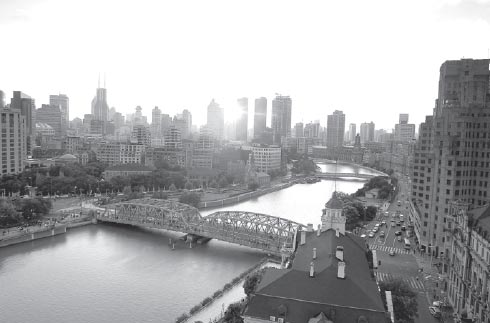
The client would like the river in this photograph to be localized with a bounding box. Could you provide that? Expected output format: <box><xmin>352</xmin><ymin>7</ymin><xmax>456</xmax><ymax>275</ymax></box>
<box><xmin>0</xmin><ymin>163</ymin><xmax>379</xmax><ymax>323</ymax></box>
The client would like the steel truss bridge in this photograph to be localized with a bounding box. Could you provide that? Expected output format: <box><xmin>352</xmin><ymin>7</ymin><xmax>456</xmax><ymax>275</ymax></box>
<box><xmin>96</xmin><ymin>198</ymin><xmax>303</xmax><ymax>256</ymax></box>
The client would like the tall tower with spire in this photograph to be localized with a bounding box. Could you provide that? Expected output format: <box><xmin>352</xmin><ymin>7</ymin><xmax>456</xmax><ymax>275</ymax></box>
<box><xmin>91</xmin><ymin>76</ymin><xmax>109</xmax><ymax>123</ymax></box>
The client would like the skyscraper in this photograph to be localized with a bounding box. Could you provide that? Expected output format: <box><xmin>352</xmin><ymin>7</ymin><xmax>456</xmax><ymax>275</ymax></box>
<box><xmin>236</xmin><ymin>97</ymin><xmax>248</xmax><ymax>141</ymax></box>
<box><xmin>207</xmin><ymin>99</ymin><xmax>224</xmax><ymax>140</ymax></box>
<box><xmin>326</xmin><ymin>110</ymin><xmax>345</xmax><ymax>148</ymax></box>
<box><xmin>411</xmin><ymin>58</ymin><xmax>490</xmax><ymax>258</ymax></box>
<box><xmin>254</xmin><ymin>97</ymin><xmax>267</xmax><ymax>139</ymax></box>
<box><xmin>36</xmin><ymin>104</ymin><xmax>63</xmax><ymax>138</ymax></box>
<box><xmin>294</xmin><ymin>122</ymin><xmax>304</xmax><ymax>138</ymax></box>
<box><xmin>271</xmin><ymin>95</ymin><xmax>292</xmax><ymax>144</ymax></box>
<box><xmin>10</xmin><ymin>91</ymin><xmax>35</xmax><ymax>155</ymax></box>
<box><xmin>360</xmin><ymin>122</ymin><xmax>375</xmax><ymax>144</ymax></box>
<box><xmin>91</xmin><ymin>87</ymin><xmax>108</xmax><ymax>123</ymax></box>
<box><xmin>349</xmin><ymin>123</ymin><xmax>356</xmax><ymax>143</ymax></box>
<box><xmin>151</xmin><ymin>106</ymin><xmax>162</xmax><ymax>137</ymax></box>
<box><xmin>0</xmin><ymin>99</ymin><xmax>26</xmax><ymax>175</ymax></box>
<box><xmin>49</xmin><ymin>94</ymin><xmax>69</xmax><ymax>135</ymax></box>
<box><xmin>394</xmin><ymin>113</ymin><xmax>415</xmax><ymax>142</ymax></box>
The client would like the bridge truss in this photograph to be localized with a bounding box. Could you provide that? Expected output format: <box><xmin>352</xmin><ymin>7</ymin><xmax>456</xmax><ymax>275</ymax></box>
<box><xmin>98</xmin><ymin>198</ymin><xmax>303</xmax><ymax>256</ymax></box>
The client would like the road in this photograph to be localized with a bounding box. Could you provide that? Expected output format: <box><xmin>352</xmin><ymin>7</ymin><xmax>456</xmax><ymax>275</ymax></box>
<box><xmin>362</xmin><ymin>174</ymin><xmax>442</xmax><ymax>323</ymax></box>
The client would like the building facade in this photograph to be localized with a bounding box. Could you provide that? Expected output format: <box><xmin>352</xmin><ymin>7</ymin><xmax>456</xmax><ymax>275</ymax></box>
<box><xmin>327</xmin><ymin>110</ymin><xmax>345</xmax><ymax>148</ymax></box>
<box><xmin>254</xmin><ymin>97</ymin><xmax>267</xmax><ymax>139</ymax></box>
<box><xmin>0</xmin><ymin>105</ymin><xmax>27</xmax><ymax>175</ymax></box>
<box><xmin>271</xmin><ymin>95</ymin><xmax>292</xmax><ymax>144</ymax></box>
<box><xmin>236</xmin><ymin>97</ymin><xmax>248</xmax><ymax>141</ymax></box>
<box><xmin>360</xmin><ymin>122</ymin><xmax>375</xmax><ymax>144</ymax></box>
<box><xmin>207</xmin><ymin>99</ymin><xmax>224</xmax><ymax>140</ymax></box>
<box><xmin>251</xmin><ymin>144</ymin><xmax>281</xmax><ymax>173</ymax></box>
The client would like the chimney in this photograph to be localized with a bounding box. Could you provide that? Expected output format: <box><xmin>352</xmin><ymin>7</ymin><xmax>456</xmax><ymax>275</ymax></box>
<box><xmin>337</xmin><ymin>261</ymin><xmax>346</xmax><ymax>279</ymax></box>
<box><xmin>309</xmin><ymin>261</ymin><xmax>315</xmax><ymax>277</ymax></box>
<box><xmin>307</xmin><ymin>223</ymin><xmax>314</xmax><ymax>232</ymax></box>
<box><xmin>317</xmin><ymin>224</ymin><xmax>321</xmax><ymax>236</ymax></box>
<box><xmin>336</xmin><ymin>246</ymin><xmax>344</xmax><ymax>261</ymax></box>
<box><xmin>313</xmin><ymin>248</ymin><xmax>317</xmax><ymax>259</ymax></box>
<box><xmin>300</xmin><ymin>230</ymin><xmax>306</xmax><ymax>245</ymax></box>
<box><xmin>336</xmin><ymin>227</ymin><xmax>340</xmax><ymax>237</ymax></box>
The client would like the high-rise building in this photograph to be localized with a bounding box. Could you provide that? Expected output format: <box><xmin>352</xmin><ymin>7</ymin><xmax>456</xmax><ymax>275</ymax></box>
<box><xmin>304</xmin><ymin>121</ymin><xmax>320</xmax><ymax>138</ymax></box>
<box><xmin>236</xmin><ymin>97</ymin><xmax>248</xmax><ymax>141</ymax></box>
<box><xmin>251</xmin><ymin>144</ymin><xmax>281</xmax><ymax>173</ymax></box>
<box><xmin>349</xmin><ymin>123</ymin><xmax>356</xmax><ymax>143</ymax></box>
<box><xmin>164</xmin><ymin>126</ymin><xmax>182</xmax><ymax>150</ymax></box>
<box><xmin>131</xmin><ymin>124</ymin><xmax>151</xmax><ymax>146</ymax></box>
<box><xmin>151</xmin><ymin>106</ymin><xmax>162</xmax><ymax>137</ymax></box>
<box><xmin>271</xmin><ymin>95</ymin><xmax>292</xmax><ymax>144</ymax></box>
<box><xmin>182</xmin><ymin>109</ymin><xmax>192</xmax><ymax>138</ymax></box>
<box><xmin>193</xmin><ymin>126</ymin><xmax>214</xmax><ymax>168</ymax></box>
<box><xmin>10</xmin><ymin>91</ymin><xmax>35</xmax><ymax>154</ymax></box>
<box><xmin>207</xmin><ymin>99</ymin><xmax>224</xmax><ymax>140</ymax></box>
<box><xmin>0</xmin><ymin>102</ymin><xmax>27</xmax><ymax>175</ymax></box>
<box><xmin>394</xmin><ymin>113</ymin><xmax>415</xmax><ymax>142</ymax></box>
<box><xmin>254</xmin><ymin>97</ymin><xmax>267</xmax><ymax>139</ymax></box>
<box><xmin>36</xmin><ymin>104</ymin><xmax>63</xmax><ymax>138</ymax></box>
<box><xmin>294</xmin><ymin>122</ymin><xmax>304</xmax><ymax>138</ymax></box>
<box><xmin>49</xmin><ymin>94</ymin><xmax>69</xmax><ymax>136</ymax></box>
<box><xmin>326</xmin><ymin>110</ymin><xmax>345</xmax><ymax>148</ymax></box>
<box><xmin>161</xmin><ymin>114</ymin><xmax>172</xmax><ymax>134</ymax></box>
<box><xmin>236</xmin><ymin>98</ymin><xmax>248</xmax><ymax>140</ymax></box>
<box><xmin>411</xmin><ymin>59</ymin><xmax>490</xmax><ymax>261</ymax></box>
<box><xmin>91</xmin><ymin>86</ymin><xmax>109</xmax><ymax>123</ymax></box>
<box><xmin>360</xmin><ymin>122</ymin><xmax>375</xmax><ymax>144</ymax></box>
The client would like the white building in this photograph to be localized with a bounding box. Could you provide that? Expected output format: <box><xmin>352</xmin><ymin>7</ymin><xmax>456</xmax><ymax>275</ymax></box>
<box><xmin>252</xmin><ymin>144</ymin><xmax>281</xmax><ymax>173</ymax></box>
<box><xmin>0</xmin><ymin>105</ymin><xmax>26</xmax><ymax>175</ymax></box>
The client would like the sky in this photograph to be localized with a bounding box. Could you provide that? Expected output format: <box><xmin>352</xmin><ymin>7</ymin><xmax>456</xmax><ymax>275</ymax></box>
<box><xmin>1</xmin><ymin>0</ymin><xmax>490</xmax><ymax>131</ymax></box>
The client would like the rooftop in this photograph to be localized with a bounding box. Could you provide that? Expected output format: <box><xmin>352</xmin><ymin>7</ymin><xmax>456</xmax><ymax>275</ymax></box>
<box><xmin>325</xmin><ymin>192</ymin><xmax>343</xmax><ymax>209</ymax></box>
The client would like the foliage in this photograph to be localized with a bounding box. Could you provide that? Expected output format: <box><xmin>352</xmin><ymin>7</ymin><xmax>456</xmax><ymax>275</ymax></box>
<box><xmin>379</xmin><ymin>279</ymin><xmax>418</xmax><ymax>323</ymax></box>
<box><xmin>366</xmin><ymin>206</ymin><xmax>377</xmax><ymax>221</ymax></box>
<box><xmin>189</xmin><ymin>304</ymin><xmax>201</xmax><ymax>314</ymax></box>
<box><xmin>179</xmin><ymin>192</ymin><xmax>201</xmax><ymax>207</ymax></box>
<box><xmin>0</xmin><ymin>199</ymin><xmax>21</xmax><ymax>227</ymax></box>
<box><xmin>184</xmin><ymin>181</ymin><xmax>193</xmax><ymax>190</ymax></box>
<box><xmin>291</xmin><ymin>157</ymin><xmax>317</xmax><ymax>175</ymax></box>
<box><xmin>169</xmin><ymin>183</ymin><xmax>177</xmax><ymax>191</ymax></box>
<box><xmin>201</xmin><ymin>297</ymin><xmax>213</xmax><ymax>307</ymax></box>
<box><xmin>248</xmin><ymin>182</ymin><xmax>259</xmax><ymax>191</ymax></box>
<box><xmin>218</xmin><ymin>176</ymin><xmax>229</xmax><ymax>188</ymax></box>
<box><xmin>174</xmin><ymin>313</ymin><xmax>189</xmax><ymax>323</ymax></box>
<box><xmin>354</xmin><ymin>176</ymin><xmax>394</xmax><ymax>199</ymax></box>
<box><xmin>152</xmin><ymin>191</ymin><xmax>168</xmax><ymax>199</ymax></box>
<box><xmin>243</xmin><ymin>271</ymin><xmax>263</xmax><ymax>297</ymax></box>
<box><xmin>14</xmin><ymin>197</ymin><xmax>52</xmax><ymax>221</ymax></box>
<box><xmin>223</xmin><ymin>302</ymin><xmax>244</xmax><ymax>323</ymax></box>
<box><xmin>344</xmin><ymin>205</ymin><xmax>361</xmax><ymax>231</ymax></box>
<box><xmin>267</xmin><ymin>168</ymin><xmax>286</xmax><ymax>179</ymax></box>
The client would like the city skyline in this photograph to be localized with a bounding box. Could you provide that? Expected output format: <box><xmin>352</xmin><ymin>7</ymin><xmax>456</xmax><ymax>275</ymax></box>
<box><xmin>2</xmin><ymin>0</ymin><xmax>490</xmax><ymax>129</ymax></box>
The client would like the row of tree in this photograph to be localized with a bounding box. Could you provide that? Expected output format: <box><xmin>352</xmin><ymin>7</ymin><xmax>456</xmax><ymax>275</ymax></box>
<box><xmin>354</xmin><ymin>176</ymin><xmax>395</xmax><ymax>199</ymax></box>
<box><xmin>0</xmin><ymin>197</ymin><xmax>52</xmax><ymax>228</ymax></box>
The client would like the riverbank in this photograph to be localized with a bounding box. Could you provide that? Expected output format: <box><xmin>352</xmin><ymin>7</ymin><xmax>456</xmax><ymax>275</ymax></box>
<box><xmin>198</xmin><ymin>181</ymin><xmax>296</xmax><ymax>209</ymax></box>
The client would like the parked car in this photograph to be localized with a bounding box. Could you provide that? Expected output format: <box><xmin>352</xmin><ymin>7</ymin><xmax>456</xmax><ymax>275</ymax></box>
<box><xmin>395</xmin><ymin>231</ymin><xmax>402</xmax><ymax>236</ymax></box>
<box><xmin>391</xmin><ymin>221</ymin><xmax>396</xmax><ymax>227</ymax></box>
<box><xmin>429</xmin><ymin>306</ymin><xmax>442</xmax><ymax>318</ymax></box>
<box><xmin>389</xmin><ymin>250</ymin><xmax>395</xmax><ymax>256</ymax></box>
<box><xmin>397</xmin><ymin>236</ymin><xmax>402</xmax><ymax>242</ymax></box>
<box><xmin>360</xmin><ymin>234</ymin><xmax>367</xmax><ymax>239</ymax></box>
<box><xmin>401</xmin><ymin>226</ymin><xmax>406</xmax><ymax>231</ymax></box>
<box><xmin>368</xmin><ymin>232</ymin><xmax>375</xmax><ymax>238</ymax></box>
<box><xmin>373</xmin><ymin>227</ymin><xmax>379</xmax><ymax>233</ymax></box>
<box><xmin>379</xmin><ymin>231</ymin><xmax>385</xmax><ymax>238</ymax></box>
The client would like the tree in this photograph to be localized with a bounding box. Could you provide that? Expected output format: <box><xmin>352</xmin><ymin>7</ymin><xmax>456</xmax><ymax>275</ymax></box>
<box><xmin>291</xmin><ymin>157</ymin><xmax>317</xmax><ymax>175</ymax></box>
<box><xmin>248</xmin><ymin>182</ymin><xmax>259</xmax><ymax>191</ymax></box>
<box><xmin>179</xmin><ymin>192</ymin><xmax>201</xmax><ymax>207</ymax></box>
<box><xmin>223</xmin><ymin>302</ymin><xmax>244</xmax><ymax>323</ymax></box>
<box><xmin>122</xmin><ymin>186</ymin><xmax>132</xmax><ymax>196</ymax></box>
<box><xmin>218</xmin><ymin>176</ymin><xmax>229</xmax><ymax>188</ymax></box>
<box><xmin>243</xmin><ymin>272</ymin><xmax>262</xmax><ymax>297</ymax></box>
<box><xmin>366</xmin><ymin>206</ymin><xmax>377</xmax><ymax>221</ymax></box>
<box><xmin>152</xmin><ymin>191</ymin><xmax>168</xmax><ymax>199</ymax></box>
<box><xmin>184</xmin><ymin>181</ymin><xmax>193</xmax><ymax>190</ymax></box>
<box><xmin>14</xmin><ymin>197</ymin><xmax>52</xmax><ymax>221</ymax></box>
<box><xmin>344</xmin><ymin>205</ymin><xmax>361</xmax><ymax>230</ymax></box>
<box><xmin>169</xmin><ymin>183</ymin><xmax>177</xmax><ymax>191</ymax></box>
<box><xmin>379</xmin><ymin>279</ymin><xmax>418</xmax><ymax>323</ymax></box>
<box><xmin>0</xmin><ymin>199</ymin><xmax>21</xmax><ymax>227</ymax></box>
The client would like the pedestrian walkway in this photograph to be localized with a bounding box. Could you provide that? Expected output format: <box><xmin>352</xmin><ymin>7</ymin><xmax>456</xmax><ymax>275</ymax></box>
<box><xmin>369</xmin><ymin>243</ymin><xmax>411</xmax><ymax>255</ymax></box>
<box><xmin>375</xmin><ymin>271</ymin><xmax>425</xmax><ymax>290</ymax></box>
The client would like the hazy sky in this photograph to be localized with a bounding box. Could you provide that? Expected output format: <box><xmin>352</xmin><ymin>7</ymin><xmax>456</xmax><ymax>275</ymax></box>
<box><xmin>1</xmin><ymin>0</ymin><xmax>490</xmax><ymax>130</ymax></box>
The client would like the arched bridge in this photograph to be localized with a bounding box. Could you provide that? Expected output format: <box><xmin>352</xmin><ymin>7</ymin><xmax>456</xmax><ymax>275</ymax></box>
<box><xmin>96</xmin><ymin>198</ymin><xmax>303</xmax><ymax>256</ymax></box>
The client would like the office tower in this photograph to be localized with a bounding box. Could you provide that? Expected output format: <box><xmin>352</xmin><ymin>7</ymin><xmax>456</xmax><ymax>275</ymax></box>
<box><xmin>182</xmin><ymin>109</ymin><xmax>192</xmax><ymax>138</ymax></box>
<box><xmin>0</xmin><ymin>101</ymin><xmax>27</xmax><ymax>175</ymax></box>
<box><xmin>294</xmin><ymin>122</ymin><xmax>304</xmax><ymax>138</ymax></box>
<box><xmin>113</xmin><ymin>112</ymin><xmax>124</xmax><ymax>130</ymax></box>
<box><xmin>349</xmin><ymin>123</ymin><xmax>356</xmax><ymax>143</ymax></box>
<box><xmin>304</xmin><ymin>121</ymin><xmax>320</xmax><ymax>138</ymax></box>
<box><xmin>207</xmin><ymin>99</ymin><xmax>224</xmax><ymax>140</ymax></box>
<box><xmin>0</xmin><ymin>90</ymin><xmax>5</xmax><ymax>108</ymax></box>
<box><xmin>131</xmin><ymin>124</ymin><xmax>151</xmax><ymax>146</ymax></box>
<box><xmin>360</xmin><ymin>122</ymin><xmax>375</xmax><ymax>144</ymax></box>
<box><xmin>411</xmin><ymin>59</ymin><xmax>490</xmax><ymax>259</ymax></box>
<box><xmin>91</xmin><ymin>84</ymin><xmax>109</xmax><ymax>123</ymax></box>
<box><xmin>36</xmin><ymin>104</ymin><xmax>63</xmax><ymax>138</ymax></box>
<box><xmin>394</xmin><ymin>113</ymin><xmax>415</xmax><ymax>142</ymax></box>
<box><xmin>108</xmin><ymin>107</ymin><xmax>117</xmax><ymax>121</ymax></box>
<box><xmin>10</xmin><ymin>91</ymin><xmax>35</xmax><ymax>154</ymax></box>
<box><xmin>151</xmin><ymin>106</ymin><xmax>162</xmax><ymax>137</ymax></box>
<box><xmin>271</xmin><ymin>95</ymin><xmax>292</xmax><ymax>144</ymax></box>
<box><xmin>254</xmin><ymin>97</ymin><xmax>267</xmax><ymax>138</ymax></box>
<box><xmin>193</xmin><ymin>126</ymin><xmax>214</xmax><ymax>168</ymax></box>
<box><xmin>161</xmin><ymin>114</ymin><xmax>172</xmax><ymax>134</ymax></box>
<box><xmin>49</xmin><ymin>94</ymin><xmax>69</xmax><ymax>136</ymax></box>
<box><xmin>164</xmin><ymin>126</ymin><xmax>182</xmax><ymax>150</ymax></box>
<box><xmin>326</xmin><ymin>110</ymin><xmax>345</xmax><ymax>148</ymax></box>
<box><xmin>236</xmin><ymin>97</ymin><xmax>248</xmax><ymax>141</ymax></box>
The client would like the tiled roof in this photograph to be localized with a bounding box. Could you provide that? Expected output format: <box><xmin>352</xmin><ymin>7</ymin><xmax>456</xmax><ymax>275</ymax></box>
<box><xmin>325</xmin><ymin>192</ymin><xmax>343</xmax><ymax>209</ymax></box>
<box><xmin>244</xmin><ymin>229</ymin><xmax>386</xmax><ymax>323</ymax></box>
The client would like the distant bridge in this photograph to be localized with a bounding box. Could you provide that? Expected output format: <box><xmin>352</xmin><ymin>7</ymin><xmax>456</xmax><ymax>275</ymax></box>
<box><xmin>315</xmin><ymin>172</ymin><xmax>380</xmax><ymax>180</ymax></box>
<box><xmin>96</xmin><ymin>198</ymin><xmax>303</xmax><ymax>256</ymax></box>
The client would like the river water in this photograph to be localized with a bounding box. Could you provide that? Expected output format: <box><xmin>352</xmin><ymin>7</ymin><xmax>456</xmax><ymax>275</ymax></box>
<box><xmin>0</xmin><ymin>163</ymin><xmax>380</xmax><ymax>323</ymax></box>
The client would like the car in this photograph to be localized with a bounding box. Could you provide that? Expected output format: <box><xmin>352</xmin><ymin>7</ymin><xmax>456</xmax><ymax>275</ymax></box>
<box><xmin>379</xmin><ymin>231</ymin><xmax>385</xmax><ymax>238</ymax></box>
<box><xmin>396</xmin><ymin>222</ymin><xmax>401</xmax><ymax>226</ymax></box>
<box><xmin>391</xmin><ymin>222</ymin><xmax>396</xmax><ymax>227</ymax></box>
<box><xmin>381</xmin><ymin>221</ymin><xmax>386</xmax><ymax>225</ymax></box>
<box><xmin>395</xmin><ymin>231</ymin><xmax>402</xmax><ymax>236</ymax></box>
<box><xmin>374</xmin><ymin>223</ymin><xmax>380</xmax><ymax>228</ymax></box>
<box><xmin>368</xmin><ymin>232</ymin><xmax>375</xmax><ymax>238</ymax></box>
<box><xmin>389</xmin><ymin>250</ymin><xmax>395</xmax><ymax>256</ymax></box>
<box><xmin>397</xmin><ymin>236</ymin><xmax>402</xmax><ymax>242</ymax></box>
<box><xmin>401</xmin><ymin>226</ymin><xmax>406</xmax><ymax>231</ymax></box>
<box><xmin>373</xmin><ymin>227</ymin><xmax>379</xmax><ymax>233</ymax></box>
<box><xmin>360</xmin><ymin>234</ymin><xmax>367</xmax><ymax>239</ymax></box>
<box><xmin>429</xmin><ymin>306</ymin><xmax>442</xmax><ymax>318</ymax></box>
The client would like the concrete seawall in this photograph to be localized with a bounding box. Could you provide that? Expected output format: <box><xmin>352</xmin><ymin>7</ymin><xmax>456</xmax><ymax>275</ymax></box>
<box><xmin>0</xmin><ymin>225</ymin><xmax>68</xmax><ymax>248</ymax></box>
<box><xmin>198</xmin><ymin>182</ymin><xmax>295</xmax><ymax>210</ymax></box>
